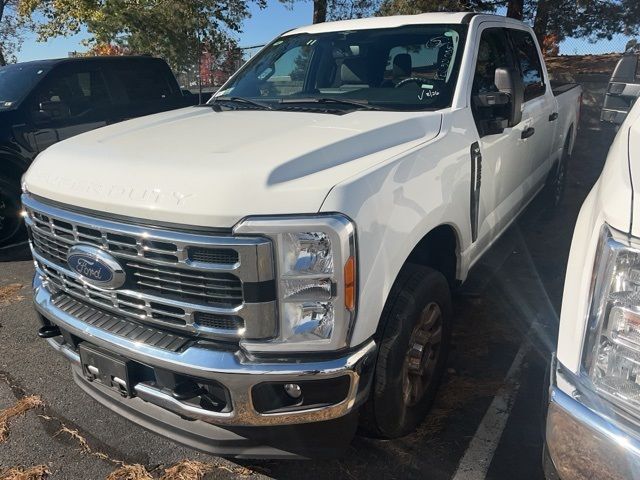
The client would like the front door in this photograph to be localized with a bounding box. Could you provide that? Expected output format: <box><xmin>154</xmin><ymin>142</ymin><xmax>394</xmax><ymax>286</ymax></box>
<box><xmin>23</xmin><ymin>63</ymin><xmax>112</xmax><ymax>153</ymax></box>
<box><xmin>469</xmin><ymin>25</ymin><xmax>533</xmax><ymax>250</ymax></box>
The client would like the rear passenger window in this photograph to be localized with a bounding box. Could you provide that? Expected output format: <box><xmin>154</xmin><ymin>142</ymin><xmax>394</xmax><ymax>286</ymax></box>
<box><xmin>113</xmin><ymin>63</ymin><xmax>176</xmax><ymax>103</ymax></box>
<box><xmin>510</xmin><ymin>30</ymin><xmax>546</xmax><ymax>101</ymax></box>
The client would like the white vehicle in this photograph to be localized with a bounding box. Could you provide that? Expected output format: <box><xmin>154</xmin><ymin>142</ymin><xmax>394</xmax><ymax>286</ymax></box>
<box><xmin>23</xmin><ymin>13</ymin><xmax>581</xmax><ymax>458</ymax></box>
<box><xmin>545</xmin><ymin>98</ymin><xmax>640</xmax><ymax>478</ymax></box>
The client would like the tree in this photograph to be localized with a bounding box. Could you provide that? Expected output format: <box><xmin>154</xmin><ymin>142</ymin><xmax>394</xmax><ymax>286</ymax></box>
<box><xmin>19</xmin><ymin>0</ymin><xmax>266</xmax><ymax>72</ymax></box>
<box><xmin>378</xmin><ymin>0</ymin><xmax>498</xmax><ymax>16</ymax></box>
<box><xmin>379</xmin><ymin>0</ymin><xmax>640</xmax><ymax>52</ymax></box>
<box><xmin>279</xmin><ymin>0</ymin><xmax>376</xmax><ymax>24</ymax></box>
<box><xmin>0</xmin><ymin>0</ymin><xmax>30</xmax><ymax>65</ymax></box>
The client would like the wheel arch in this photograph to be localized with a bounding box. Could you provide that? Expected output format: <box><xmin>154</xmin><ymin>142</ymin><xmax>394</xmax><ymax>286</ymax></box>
<box><xmin>372</xmin><ymin>223</ymin><xmax>462</xmax><ymax>341</ymax></box>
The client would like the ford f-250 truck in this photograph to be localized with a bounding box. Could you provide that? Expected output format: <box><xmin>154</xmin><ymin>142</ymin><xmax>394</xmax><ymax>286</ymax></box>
<box><xmin>23</xmin><ymin>13</ymin><xmax>582</xmax><ymax>458</ymax></box>
<box><xmin>545</xmin><ymin>93</ymin><xmax>640</xmax><ymax>479</ymax></box>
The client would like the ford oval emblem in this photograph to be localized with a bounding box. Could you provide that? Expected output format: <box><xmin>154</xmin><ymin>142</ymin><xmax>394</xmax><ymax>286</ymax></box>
<box><xmin>67</xmin><ymin>245</ymin><xmax>126</xmax><ymax>290</ymax></box>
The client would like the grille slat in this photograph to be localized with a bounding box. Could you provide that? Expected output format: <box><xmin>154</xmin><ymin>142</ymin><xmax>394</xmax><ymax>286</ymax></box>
<box><xmin>132</xmin><ymin>270</ymin><xmax>243</xmax><ymax>292</ymax></box>
<box><xmin>25</xmin><ymin>195</ymin><xmax>277</xmax><ymax>340</ymax></box>
<box><xmin>136</xmin><ymin>279</ymin><xmax>242</xmax><ymax>303</ymax></box>
<box><xmin>125</xmin><ymin>261</ymin><xmax>241</xmax><ymax>284</ymax></box>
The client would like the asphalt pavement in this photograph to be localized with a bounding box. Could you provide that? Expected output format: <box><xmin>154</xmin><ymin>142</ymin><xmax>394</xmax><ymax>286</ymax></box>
<box><xmin>0</xmin><ymin>118</ymin><xmax>614</xmax><ymax>480</ymax></box>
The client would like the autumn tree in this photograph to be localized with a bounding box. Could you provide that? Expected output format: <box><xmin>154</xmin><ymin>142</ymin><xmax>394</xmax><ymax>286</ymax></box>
<box><xmin>0</xmin><ymin>0</ymin><xmax>31</xmax><ymax>65</ymax></box>
<box><xmin>379</xmin><ymin>0</ymin><xmax>640</xmax><ymax>50</ymax></box>
<box><xmin>19</xmin><ymin>0</ymin><xmax>266</xmax><ymax>72</ymax></box>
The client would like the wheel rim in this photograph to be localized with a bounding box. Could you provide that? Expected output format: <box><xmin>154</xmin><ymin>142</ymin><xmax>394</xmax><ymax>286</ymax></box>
<box><xmin>401</xmin><ymin>302</ymin><xmax>443</xmax><ymax>407</ymax></box>
<box><xmin>0</xmin><ymin>190</ymin><xmax>20</xmax><ymax>245</ymax></box>
<box><xmin>553</xmin><ymin>160</ymin><xmax>566</xmax><ymax>206</ymax></box>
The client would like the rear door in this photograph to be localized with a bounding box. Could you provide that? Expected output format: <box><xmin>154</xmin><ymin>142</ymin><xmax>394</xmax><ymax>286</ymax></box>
<box><xmin>508</xmin><ymin>28</ymin><xmax>556</xmax><ymax>189</ymax></box>
<box><xmin>24</xmin><ymin>63</ymin><xmax>112</xmax><ymax>152</ymax></box>
<box><xmin>104</xmin><ymin>59</ymin><xmax>187</xmax><ymax>121</ymax></box>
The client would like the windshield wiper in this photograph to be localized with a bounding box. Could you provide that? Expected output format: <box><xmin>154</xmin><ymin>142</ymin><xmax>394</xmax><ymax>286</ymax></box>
<box><xmin>278</xmin><ymin>97</ymin><xmax>387</xmax><ymax>111</ymax></box>
<box><xmin>210</xmin><ymin>96</ymin><xmax>274</xmax><ymax>111</ymax></box>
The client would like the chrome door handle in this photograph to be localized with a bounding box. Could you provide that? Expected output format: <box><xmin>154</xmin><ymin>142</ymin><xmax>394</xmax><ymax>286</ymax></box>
<box><xmin>521</xmin><ymin>127</ymin><xmax>536</xmax><ymax>139</ymax></box>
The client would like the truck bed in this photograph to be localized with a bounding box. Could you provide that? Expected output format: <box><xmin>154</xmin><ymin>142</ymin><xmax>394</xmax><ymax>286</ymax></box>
<box><xmin>551</xmin><ymin>82</ymin><xmax>581</xmax><ymax>97</ymax></box>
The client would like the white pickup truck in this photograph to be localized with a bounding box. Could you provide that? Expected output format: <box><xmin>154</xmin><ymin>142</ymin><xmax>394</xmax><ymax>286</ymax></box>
<box><xmin>545</xmin><ymin>97</ymin><xmax>640</xmax><ymax>479</ymax></box>
<box><xmin>23</xmin><ymin>12</ymin><xmax>581</xmax><ymax>458</ymax></box>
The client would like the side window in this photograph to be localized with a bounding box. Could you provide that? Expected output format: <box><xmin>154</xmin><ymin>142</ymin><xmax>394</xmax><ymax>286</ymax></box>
<box><xmin>471</xmin><ymin>28</ymin><xmax>514</xmax><ymax>136</ymax></box>
<box><xmin>510</xmin><ymin>29</ymin><xmax>546</xmax><ymax>101</ymax></box>
<box><xmin>33</xmin><ymin>67</ymin><xmax>111</xmax><ymax>122</ymax></box>
<box><xmin>113</xmin><ymin>63</ymin><xmax>176</xmax><ymax>103</ymax></box>
<box><xmin>471</xmin><ymin>28</ymin><xmax>512</xmax><ymax>96</ymax></box>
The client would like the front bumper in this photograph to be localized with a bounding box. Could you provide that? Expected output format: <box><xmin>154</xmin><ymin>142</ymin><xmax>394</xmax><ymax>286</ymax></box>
<box><xmin>545</xmin><ymin>357</ymin><xmax>640</xmax><ymax>480</ymax></box>
<box><xmin>33</xmin><ymin>273</ymin><xmax>376</xmax><ymax>457</ymax></box>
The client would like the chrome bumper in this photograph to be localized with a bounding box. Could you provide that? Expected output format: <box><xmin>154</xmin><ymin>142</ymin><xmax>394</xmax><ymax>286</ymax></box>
<box><xmin>545</xmin><ymin>357</ymin><xmax>640</xmax><ymax>480</ymax></box>
<box><xmin>34</xmin><ymin>273</ymin><xmax>376</xmax><ymax>428</ymax></box>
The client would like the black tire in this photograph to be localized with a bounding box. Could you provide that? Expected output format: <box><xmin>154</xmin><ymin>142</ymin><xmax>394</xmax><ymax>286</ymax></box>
<box><xmin>0</xmin><ymin>175</ymin><xmax>25</xmax><ymax>249</ymax></box>
<box><xmin>543</xmin><ymin>131</ymin><xmax>572</xmax><ymax>208</ymax></box>
<box><xmin>360</xmin><ymin>264</ymin><xmax>452</xmax><ymax>438</ymax></box>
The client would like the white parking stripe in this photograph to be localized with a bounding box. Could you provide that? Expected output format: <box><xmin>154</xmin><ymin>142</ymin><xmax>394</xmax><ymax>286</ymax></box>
<box><xmin>451</xmin><ymin>340</ymin><xmax>530</xmax><ymax>480</ymax></box>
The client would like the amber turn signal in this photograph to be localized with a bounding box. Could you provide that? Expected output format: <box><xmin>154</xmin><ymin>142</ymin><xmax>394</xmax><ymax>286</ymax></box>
<box><xmin>344</xmin><ymin>256</ymin><xmax>356</xmax><ymax>311</ymax></box>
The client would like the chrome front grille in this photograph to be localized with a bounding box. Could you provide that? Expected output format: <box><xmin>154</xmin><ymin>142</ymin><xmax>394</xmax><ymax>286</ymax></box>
<box><xmin>126</xmin><ymin>261</ymin><xmax>243</xmax><ymax>307</ymax></box>
<box><xmin>24</xmin><ymin>195</ymin><xmax>277</xmax><ymax>340</ymax></box>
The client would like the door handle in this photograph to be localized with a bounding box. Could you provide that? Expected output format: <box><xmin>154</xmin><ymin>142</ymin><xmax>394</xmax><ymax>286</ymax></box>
<box><xmin>549</xmin><ymin>112</ymin><xmax>559</xmax><ymax>121</ymax></box>
<box><xmin>521</xmin><ymin>127</ymin><xmax>536</xmax><ymax>139</ymax></box>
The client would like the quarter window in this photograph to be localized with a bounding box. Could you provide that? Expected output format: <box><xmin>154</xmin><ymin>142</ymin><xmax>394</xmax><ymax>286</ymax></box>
<box><xmin>510</xmin><ymin>29</ymin><xmax>546</xmax><ymax>101</ymax></box>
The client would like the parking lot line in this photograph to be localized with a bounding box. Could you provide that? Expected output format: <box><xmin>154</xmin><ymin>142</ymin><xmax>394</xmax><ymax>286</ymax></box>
<box><xmin>451</xmin><ymin>337</ymin><xmax>530</xmax><ymax>480</ymax></box>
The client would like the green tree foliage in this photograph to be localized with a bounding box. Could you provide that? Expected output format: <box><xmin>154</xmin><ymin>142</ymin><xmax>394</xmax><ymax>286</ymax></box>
<box><xmin>280</xmin><ymin>0</ymin><xmax>377</xmax><ymax>24</ymax></box>
<box><xmin>378</xmin><ymin>0</ymin><xmax>640</xmax><ymax>44</ymax></box>
<box><xmin>378</xmin><ymin>0</ymin><xmax>495</xmax><ymax>16</ymax></box>
<box><xmin>0</xmin><ymin>0</ymin><xmax>31</xmax><ymax>65</ymax></box>
<box><xmin>19</xmin><ymin>0</ymin><xmax>266</xmax><ymax>71</ymax></box>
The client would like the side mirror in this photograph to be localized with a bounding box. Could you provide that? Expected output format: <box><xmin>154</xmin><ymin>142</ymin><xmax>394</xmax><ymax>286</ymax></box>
<box><xmin>37</xmin><ymin>100</ymin><xmax>70</xmax><ymax>122</ymax></box>
<box><xmin>494</xmin><ymin>67</ymin><xmax>524</xmax><ymax>127</ymax></box>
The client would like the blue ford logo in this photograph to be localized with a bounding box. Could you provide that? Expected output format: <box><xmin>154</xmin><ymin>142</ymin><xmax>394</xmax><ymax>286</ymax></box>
<box><xmin>67</xmin><ymin>245</ymin><xmax>126</xmax><ymax>290</ymax></box>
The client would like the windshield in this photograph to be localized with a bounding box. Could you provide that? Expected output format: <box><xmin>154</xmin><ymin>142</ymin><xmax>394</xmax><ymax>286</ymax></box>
<box><xmin>0</xmin><ymin>63</ymin><xmax>49</xmax><ymax>110</ymax></box>
<box><xmin>214</xmin><ymin>24</ymin><xmax>467</xmax><ymax>112</ymax></box>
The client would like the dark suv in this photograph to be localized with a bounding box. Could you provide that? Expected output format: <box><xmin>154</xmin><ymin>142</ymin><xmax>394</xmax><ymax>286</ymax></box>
<box><xmin>0</xmin><ymin>56</ymin><xmax>198</xmax><ymax>249</ymax></box>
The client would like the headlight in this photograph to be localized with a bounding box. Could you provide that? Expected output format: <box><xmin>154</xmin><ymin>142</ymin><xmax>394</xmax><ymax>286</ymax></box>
<box><xmin>582</xmin><ymin>224</ymin><xmax>640</xmax><ymax>414</ymax></box>
<box><xmin>234</xmin><ymin>214</ymin><xmax>356</xmax><ymax>353</ymax></box>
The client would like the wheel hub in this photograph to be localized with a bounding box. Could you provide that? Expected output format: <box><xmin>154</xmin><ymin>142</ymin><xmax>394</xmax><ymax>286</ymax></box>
<box><xmin>402</xmin><ymin>302</ymin><xmax>443</xmax><ymax>407</ymax></box>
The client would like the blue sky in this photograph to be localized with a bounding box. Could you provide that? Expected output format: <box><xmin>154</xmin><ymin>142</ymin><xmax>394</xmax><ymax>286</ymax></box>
<box><xmin>18</xmin><ymin>1</ymin><xmax>314</xmax><ymax>62</ymax></box>
<box><xmin>16</xmin><ymin>1</ymin><xmax>634</xmax><ymax>61</ymax></box>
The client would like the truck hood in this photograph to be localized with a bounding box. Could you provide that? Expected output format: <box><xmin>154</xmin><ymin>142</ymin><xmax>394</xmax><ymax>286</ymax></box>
<box><xmin>25</xmin><ymin>106</ymin><xmax>442</xmax><ymax>228</ymax></box>
<box><xmin>591</xmin><ymin>104</ymin><xmax>640</xmax><ymax>237</ymax></box>
<box><xmin>630</xmin><ymin>111</ymin><xmax>640</xmax><ymax>238</ymax></box>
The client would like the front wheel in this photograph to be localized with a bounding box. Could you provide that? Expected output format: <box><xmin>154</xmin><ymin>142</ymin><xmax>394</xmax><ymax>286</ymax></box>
<box><xmin>360</xmin><ymin>264</ymin><xmax>452</xmax><ymax>438</ymax></box>
<box><xmin>0</xmin><ymin>176</ymin><xmax>25</xmax><ymax>249</ymax></box>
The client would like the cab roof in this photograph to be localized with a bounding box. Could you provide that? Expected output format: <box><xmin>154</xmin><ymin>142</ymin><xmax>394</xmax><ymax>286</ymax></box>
<box><xmin>284</xmin><ymin>12</ymin><xmax>526</xmax><ymax>35</ymax></box>
<box><xmin>3</xmin><ymin>56</ymin><xmax>166</xmax><ymax>69</ymax></box>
